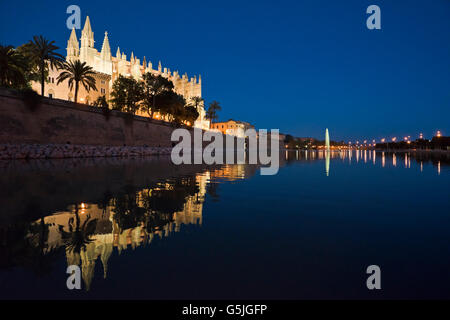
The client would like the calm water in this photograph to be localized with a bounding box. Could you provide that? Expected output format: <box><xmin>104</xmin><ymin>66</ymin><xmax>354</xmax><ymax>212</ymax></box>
<box><xmin>0</xmin><ymin>150</ymin><xmax>449</xmax><ymax>299</ymax></box>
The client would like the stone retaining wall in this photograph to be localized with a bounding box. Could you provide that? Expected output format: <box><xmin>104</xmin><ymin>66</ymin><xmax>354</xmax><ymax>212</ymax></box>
<box><xmin>0</xmin><ymin>88</ymin><xmax>190</xmax><ymax>147</ymax></box>
<box><xmin>0</xmin><ymin>143</ymin><xmax>172</xmax><ymax>160</ymax></box>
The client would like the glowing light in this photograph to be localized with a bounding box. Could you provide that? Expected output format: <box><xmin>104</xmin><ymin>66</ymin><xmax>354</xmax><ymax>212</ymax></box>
<box><xmin>392</xmin><ymin>137</ymin><xmax>397</xmax><ymax>142</ymax></box>
<box><xmin>437</xmin><ymin>131</ymin><xmax>442</xmax><ymax>137</ymax></box>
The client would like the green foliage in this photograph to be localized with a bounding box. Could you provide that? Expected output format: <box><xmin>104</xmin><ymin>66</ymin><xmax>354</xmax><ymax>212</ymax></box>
<box><xmin>57</xmin><ymin>60</ymin><xmax>97</xmax><ymax>104</ymax></box>
<box><xmin>110</xmin><ymin>75</ymin><xmax>144</xmax><ymax>114</ymax></box>
<box><xmin>141</xmin><ymin>72</ymin><xmax>174</xmax><ymax>118</ymax></box>
<box><xmin>184</xmin><ymin>105</ymin><xmax>200</xmax><ymax>125</ymax></box>
<box><xmin>0</xmin><ymin>45</ymin><xmax>29</xmax><ymax>89</ymax></box>
<box><xmin>206</xmin><ymin>100</ymin><xmax>221</xmax><ymax>122</ymax></box>
<box><xmin>156</xmin><ymin>90</ymin><xmax>188</xmax><ymax>124</ymax></box>
<box><xmin>93</xmin><ymin>95</ymin><xmax>109</xmax><ymax>108</ymax></box>
<box><xmin>21</xmin><ymin>36</ymin><xmax>64</xmax><ymax>96</ymax></box>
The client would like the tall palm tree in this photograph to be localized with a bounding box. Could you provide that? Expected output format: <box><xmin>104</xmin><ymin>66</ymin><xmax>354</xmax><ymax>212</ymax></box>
<box><xmin>190</xmin><ymin>96</ymin><xmax>204</xmax><ymax>110</ymax></box>
<box><xmin>0</xmin><ymin>45</ymin><xmax>28</xmax><ymax>88</ymax></box>
<box><xmin>206</xmin><ymin>100</ymin><xmax>222</xmax><ymax>123</ymax></box>
<box><xmin>57</xmin><ymin>60</ymin><xmax>97</xmax><ymax>103</ymax></box>
<box><xmin>23</xmin><ymin>36</ymin><xmax>64</xmax><ymax>96</ymax></box>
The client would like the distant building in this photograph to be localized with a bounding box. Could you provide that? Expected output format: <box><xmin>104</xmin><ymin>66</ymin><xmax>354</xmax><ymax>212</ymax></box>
<box><xmin>211</xmin><ymin>119</ymin><xmax>255</xmax><ymax>138</ymax></box>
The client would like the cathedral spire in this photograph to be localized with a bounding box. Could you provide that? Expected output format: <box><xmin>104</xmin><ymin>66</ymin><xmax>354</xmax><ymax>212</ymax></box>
<box><xmin>116</xmin><ymin>47</ymin><xmax>121</xmax><ymax>59</ymax></box>
<box><xmin>66</xmin><ymin>28</ymin><xmax>79</xmax><ymax>60</ymax></box>
<box><xmin>158</xmin><ymin>61</ymin><xmax>162</xmax><ymax>72</ymax></box>
<box><xmin>130</xmin><ymin>52</ymin><xmax>135</xmax><ymax>64</ymax></box>
<box><xmin>143</xmin><ymin>56</ymin><xmax>147</xmax><ymax>68</ymax></box>
<box><xmin>100</xmin><ymin>31</ymin><xmax>111</xmax><ymax>61</ymax></box>
<box><xmin>81</xmin><ymin>16</ymin><xmax>94</xmax><ymax>47</ymax></box>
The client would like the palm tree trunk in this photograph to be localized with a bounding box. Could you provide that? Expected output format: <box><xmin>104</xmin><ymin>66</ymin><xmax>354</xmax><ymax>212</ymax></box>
<box><xmin>74</xmin><ymin>81</ymin><xmax>79</xmax><ymax>103</ymax></box>
<box><xmin>151</xmin><ymin>95</ymin><xmax>155</xmax><ymax>119</ymax></box>
<box><xmin>40</xmin><ymin>60</ymin><xmax>45</xmax><ymax>96</ymax></box>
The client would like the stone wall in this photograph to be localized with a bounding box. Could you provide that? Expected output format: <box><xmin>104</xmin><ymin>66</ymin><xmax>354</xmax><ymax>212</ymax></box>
<box><xmin>0</xmin><ymin>88</ymin><xmax>188</xmax><ymax>147</ymax></box>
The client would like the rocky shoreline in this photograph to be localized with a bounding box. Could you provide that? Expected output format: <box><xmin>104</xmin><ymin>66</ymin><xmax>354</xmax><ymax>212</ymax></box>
<box><xmin>0</xmin><ymin>143</ymin><xmax>172</xmax><ymax>160</ymax></box>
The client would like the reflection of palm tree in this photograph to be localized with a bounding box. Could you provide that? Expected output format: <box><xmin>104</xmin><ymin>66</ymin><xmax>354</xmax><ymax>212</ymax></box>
<box><xmin>18</xmin><ymin>218</ymin><xmax>61</xmax><ymax>276</ymax></box>
<box><xmin>58</xmin><ymin>205</ymin><xmax>97</xmax><ymax>254</ymax></box>
<box><xmin>111</xmin><ymin>188</ymin><xmax>146</xmax><ymax>232</ymax></box>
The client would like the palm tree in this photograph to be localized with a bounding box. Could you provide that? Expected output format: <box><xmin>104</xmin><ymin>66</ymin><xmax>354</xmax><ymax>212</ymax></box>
<box><xmin>206</xmin><ymin>100</ymin><xmax>222</xmax><ymax>123</ymax></box>
<box><xmin>57</xmin><ymin>60</ymin><xmax>97</xmax><ymax>103</ymax></box>
<box><xmin>23</xmin><ymin>36</ymin><xmax>64</xmax><ymax>96</ymax></box>
<box><xmin>190</xmin><ymin>96</ymin><xmax>204</xmax><ymax>110</ymax></box>
<box><xmin>0</xmin><ymin>45</ymin><xmax>28</xmax><ymax>88</ymax></box>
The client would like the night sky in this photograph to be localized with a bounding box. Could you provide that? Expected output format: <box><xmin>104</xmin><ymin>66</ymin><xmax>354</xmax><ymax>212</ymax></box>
<box><xmin>1</xmin><ymin>0</ymin><xmax>449</xmax><ymax>141</ymax></box>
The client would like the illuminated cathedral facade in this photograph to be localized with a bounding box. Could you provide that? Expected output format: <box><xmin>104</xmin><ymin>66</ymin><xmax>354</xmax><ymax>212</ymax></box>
<box><xmin>32</xmin><ymin>16</ymin><xmax>210</xmax><ymax>130</ymax></box>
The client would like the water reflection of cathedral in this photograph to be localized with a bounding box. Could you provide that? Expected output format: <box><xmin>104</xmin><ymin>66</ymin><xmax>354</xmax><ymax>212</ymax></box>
<box><xmin>38</xmin><ymin>172</ymin><xmax>209</xmax><ymax>290</ymax></box>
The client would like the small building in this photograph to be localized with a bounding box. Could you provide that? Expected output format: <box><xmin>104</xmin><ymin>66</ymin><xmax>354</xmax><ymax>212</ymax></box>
<box><xmin>210</xmin><ymin>119</ymin><xmax>255</xmax><ymax>138</ymax></box>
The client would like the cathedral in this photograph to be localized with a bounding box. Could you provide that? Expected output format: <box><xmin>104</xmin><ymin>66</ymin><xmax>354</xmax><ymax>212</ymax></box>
<box><xmin>32</xmin><ymin>16</ymin><xmax>210</xmax><ymax>130</ymax></box>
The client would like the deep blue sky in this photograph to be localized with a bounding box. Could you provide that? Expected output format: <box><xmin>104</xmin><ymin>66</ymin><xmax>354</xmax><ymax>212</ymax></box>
<box><xmin>1</xmin><ymin>0</ymin><xmax>449</xmax><ymax>141</ymax></box>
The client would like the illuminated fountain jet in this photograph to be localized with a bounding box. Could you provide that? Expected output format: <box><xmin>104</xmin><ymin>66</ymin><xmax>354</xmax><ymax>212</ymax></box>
<box><xmin>325</xmin><ymin>128</ymin><xmax>330</xmax><ymax>176</ymax></box>
<box><xmin>325</xmin><ymin>150</ymin><xmax>330</xmax><ymax>176</ymax></box>
<box><xmin>325</xmin><ymin>128</ymin><xmax>330</xmax><ymax>151</ymax></box>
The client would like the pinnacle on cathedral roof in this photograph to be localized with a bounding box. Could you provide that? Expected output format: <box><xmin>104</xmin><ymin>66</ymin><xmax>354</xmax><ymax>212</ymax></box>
<box><xmin>116</xmin><ymin>47</ymin><xmax>121</xmax><ymax>58</ymax></box>
<box><xmin>67</xmin><ymin>28</ymin><xmax>79</xmax><ymax>50</ymax></box>
<box><xmin>81</xmin><ymin>16</ymin><xmax>94</xmax><ymax>48</ymax></box>
<box><xmin>100</xmin><ymin>31</ymin><xmax>111</xmax><ymax>60</ymax></box>
<box><xmin>83</xmin><ymin>16</ymin><xmax>93</xmax><ymax>35</ymax></box>
<box><xmin>69</xmin><ymin>28</ymin><xmax>78</xmax><ymax>43</ymax></box>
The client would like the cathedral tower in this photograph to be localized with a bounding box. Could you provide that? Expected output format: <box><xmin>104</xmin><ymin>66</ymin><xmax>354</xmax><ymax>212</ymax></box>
<box><xmin>66</xmin><ymin>28</ymin><xmax>79</xmax><ymax>62</ymax></box>
<box><xmin>79</xmin><ymin>16</ymin><xmax>96</xmax><ymax>66</ymax></box>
